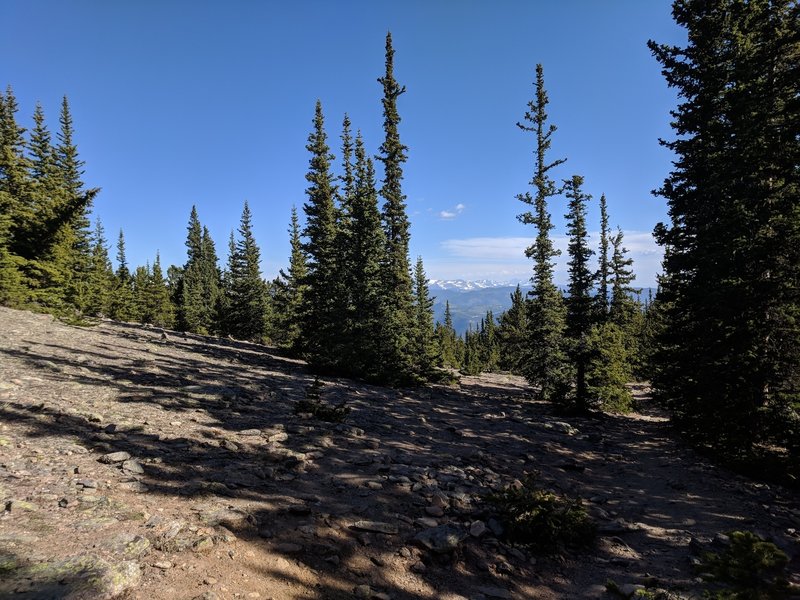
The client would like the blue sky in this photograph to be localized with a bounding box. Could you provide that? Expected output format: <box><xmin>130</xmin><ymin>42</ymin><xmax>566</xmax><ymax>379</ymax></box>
<box><xmin>4</xmin><ymin>1</ymin><xmax>685</xmax><ymax>287</ymax></box>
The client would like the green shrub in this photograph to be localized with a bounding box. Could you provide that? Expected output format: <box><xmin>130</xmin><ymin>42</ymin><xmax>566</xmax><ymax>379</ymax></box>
<box><xmin>486</xmin><ymin>477</ymin><xmax>595</xmax><ymax>553</ymax></box>
<box><xmin>698</xmin><ymin>531</ymin><xmax>789</xmax><ymax>599</ymax></box>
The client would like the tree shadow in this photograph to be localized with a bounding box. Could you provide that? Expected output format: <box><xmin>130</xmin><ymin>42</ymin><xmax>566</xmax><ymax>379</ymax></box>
<box><xmin>0</xmin><ymin>315</ymin><xmax>798</xmax><ymax>599</ymax></box>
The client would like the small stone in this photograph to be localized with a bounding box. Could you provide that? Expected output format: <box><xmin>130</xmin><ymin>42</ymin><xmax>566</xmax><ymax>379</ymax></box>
<box><xmin>203</xmin><ymin>577</ymin><xmax>218</xmax><ymax>585</ymax></box>
<box><xmin>425</xmin><ymin>506</ymin><xmax>444</xmax><ymax>517</ymax></box>
<box><xmin>275</xmin><ymin>543</ymin><xmax>302</xmax><ymax>553</ymax></box>
<box><xmin>58</xmin><ymin>498</ymin><xmax>69</xmax><ymax>508</ymax></box>
<box><xmin>410</xmin><ymin>561</ymin><xmax>426</xmax><ymax>573</ymax></box>
<box><xmin>351</xmin><ymin>520</ymin><xmax>398</xmax><ymax>535</ymax></box>
<box><xmin>373</xmin><ymin>594</ymin><xmax>391</xmax><ymax>600</ymax></box>
<box><xmin>619</xmin><ymin>583</ymin><xmax>645</xmax><ymax>597</ymax></box>
<box><xmin>100</xmin><ymin>451</ymin><xmax>131</xmax><ymax>463</ymax></box>
<box><xmin>119</xmin><ymin>481</ymin><xmax>149</xmax><ymax>493</ymax></box>
<box><xmin>258</xmin><ymin>528</ymin><xmax>273</xmax><ymax>539</ymax></box>
<box><xmin>153</xmin><ymin>561</ymin><xmax>173</xmax><ymax>570</ymax></box>
<box><xmin>366</xmin><ymin>481</ymin><xmax>383</xmax><ymax>490</ymax></box>
<box><xmin>6</xmin><ymin>500</ymin><xmax>38</xmax><ymax>512</ymax></box>
<box><xmin>487</xmin><ymin>518</ymin><xmax>504</xmax><ymax>537</ymax></box>
<box><xmin>193</xmin><ymin>536</ymin><xmax>215</xmax><ymax>553</ymax></box>
<box><xmin>122</xmin><ymin>459</ymin><xmax>145</xmax><ymax>475</ymax></box>
<box><xmin>414</xmin><ymin>525</ymin><xmax>467</xmax><ymax>554</ymax></box>
<box><xmin>170</xmin><ymin>420</ymin><xmax>182</xmax><ymax>427</ymax></box>
<box><xmin>399</xmin><ymin>547</ymin><xmax>412</xmax><ymax>558</ymax></box>
<box><xmin>77</xmin><ymin>478</ymin><xmax>98</xmax><ymax>489</ymax></box>
<box><xmin>508</xmin><ymin>547</ymin><xmax>526</xmax><ymax>561</ymax></box>
<box><xmin>470</xmin><ymin>520</ymin><xmax>487</xmax><ymax>537</ymax></box>
<box><xmin>354</xmin><ymin>584</ymin><xmax>372</xmax><ymax>598</ymax></box>
<box><xmin>246</xmin><ymin>593</ymin><xmax>260</xmax><ymax>599</ymax></box>
<box><xmin>239</xmin><ymin>429</ymin><xmax>262</xmax><ymax>436</ymax></box>
<box><xmin>415</xmin><ymin>517</ymin><xmax>439</xmax><ymax>528</ymax></box>
<box><xmin>476</xmin><ymin>586</ymin><xmax>512</xmax><ymax>599</ymax></box>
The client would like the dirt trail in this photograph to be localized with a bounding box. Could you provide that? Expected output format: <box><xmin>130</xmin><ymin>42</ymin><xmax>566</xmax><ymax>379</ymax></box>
<box><xmin>0</xmin><ymin>306</ymin><xmax>797</xmax><ymax>599</ymax></box>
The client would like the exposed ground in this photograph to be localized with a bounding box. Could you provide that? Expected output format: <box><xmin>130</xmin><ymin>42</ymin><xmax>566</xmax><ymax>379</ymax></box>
<box><xmin>0</xmin><ymin>305</ymin><xmax>798</xmax><ymax>599</ymax></box>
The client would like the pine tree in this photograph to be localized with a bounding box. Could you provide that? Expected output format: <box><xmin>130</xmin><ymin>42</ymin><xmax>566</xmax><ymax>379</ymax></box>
<box><xmin>609</xmin><ymin>227</ymin><xmax>638</xmax><ymax>326</ymax></box>
<box><xmin>147</xmin><ymin>252</ymin><xmax>174</xmax><ymax>328</ymax></box>
<box><xmin>480</xmin><ymin>310</ymin><xmax>501</xmax><ymax>372</ymax></box>
<box><xmin>109</xmin><ymin>229</ymin><xmax>135</xmax><ymax>321</ymax></box>
<box><xmin>177</xmin><ymin>206</ymin><xmax>207</xmax><ymax>333</ymax></box>
<box><xmin>300</xmin><ymin>101</ymin><xmax>340</xmax><ymax>366</ymax></box>
<box><xmin>497</xmin><ymin>285</ymin><xmax>528</xmax><ymax>374</ymax></box>
<box><xmin>649</xmin><ymin>0</ymin><xmax>800</xmax><ymax>456</ymax></box>
<box><xmin>84</xmin><ymin>218</ymin><xmax>115</xmax><ymax>316</ymax></box>
<box><xmin>200</xmin><ymin>225</ymin><xmax>222</xmax><ymax>333</ymax></box>
<box><xmin>596</xmin><ymin>194</ymin><xmax>611</xmax><ymax>319</ymax></box>
<box><xmin>228</xmin><ymin>201</ymin><xmax>268</xmax><ymax>342</ymax></box>
<box><xmin>271</xmin><ymin>206</ymin><xmax>307</xmax><ymax>349</ymax></box>
<box><xmin>516</xmin><ymin>64</ymin><xmax>570</xmax><ymax>402</ymax></box>
<box><xmin>411</xmin><ymin>256</ymin><xmax>438</xmax><ymax>377</ymax></box>
<box><xmin>586</xmin><ymin>321</ymin><xmax>633</xmax><ymax>412</ymax></box>
<box><xmin>563</xmin><ymin>174</ymin><xmax>595</xmax><ymax>411</ymax></box>
<box><xmin>348</xmin><ymin>133</ymin><xmax>388</xmax><ymax>378</ymax></box>
<box><xmin>377</xmin><ymin>32</ymin><xmax>415</xmax><ymax>381</ymax></box>
<box><xmin>131</xmin><ymin>263</ymin><xmax>150</xmax><ymax>324</ymax></box>
<box><xmin>436</xmin><ymin>301</ymin><xmax>462</xmax><ymax>369</ymax></box>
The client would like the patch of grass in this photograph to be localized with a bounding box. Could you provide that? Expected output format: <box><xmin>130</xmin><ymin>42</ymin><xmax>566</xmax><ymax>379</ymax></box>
<box><xmin>486</xmin><ymin>477</ymin><xmax>595</xmax><ymax>554</ymax></box>
<box><xmin>698</xmin><ymin>531</ymin><xmax>789</xmax><ymax>600</ymax></box>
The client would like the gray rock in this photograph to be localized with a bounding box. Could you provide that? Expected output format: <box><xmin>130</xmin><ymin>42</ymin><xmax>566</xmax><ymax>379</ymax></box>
<box><xmin>77</xmin><ymin>479</ymin><xmax>98</xmax><ymax>489</ymax></box>
<box><xmin>100</xmin><ymin>451</ymin><xmax>131</xmax><ymax>463</ymax></box>
<box><xmin>354</xmin><ymin>584</ymin><xmax>372</xmax><ymax>598</ymax></box>
<box><xmin>470</xmin><ymin>520</ymin><xmax>487</xmax><ymax>537</ymax></box>
<box><xmin>476</xmin><ymin>586</ymin><xmax>512</xmax><ymax>599</ymax></box>
<box><xmin>275</xmin><ymin>542</ymin><xmax>302</xmax><ymax>553</ymax></box>
<box><xmin>487</xmin><ymin>518</ymin><xmax>504</xmax><ymax>537</ymax></box>
<box><xmin>122</xmin><ymin>459</ymin><xmax>144</xmax><ymax>475</ymax></box>
<box><xmin>152</xmin><ymin>561</ymin><xmax>172</xmax><ymax>570</ymax></box>
<box><xmin>414</xmin><ymin>525</ymin><xmax>467</xmax><ymax>553</ymax></box>
<box><xmin>425</xmin><ymin>506</ymin><xmax>444</xmax><ymax>517</ymax></box>
<box><xmin>239</xmin><ymin>429</ymin><xmax>262</xmax><ymax>436</ymax></box>
<box><xmin>119</xmin><ymin>481</ymin><xmax>149</xmax><ymax>493</ymax></box>
<box><xmin>415</xmin><ymin>517</ymin><xmax>439</xmax><ymax>528</ymax></box>
<box><xmin>351</xmin><ymin>520</ymin><xmax>399</xmax><ymax>535</ymax></box>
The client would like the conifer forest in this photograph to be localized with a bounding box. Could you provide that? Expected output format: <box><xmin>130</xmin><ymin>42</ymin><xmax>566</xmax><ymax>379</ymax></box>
<box><xmin>1</xmin><ymin>2</ymin><xmax>799</xmax><ymax>599</ymax></box>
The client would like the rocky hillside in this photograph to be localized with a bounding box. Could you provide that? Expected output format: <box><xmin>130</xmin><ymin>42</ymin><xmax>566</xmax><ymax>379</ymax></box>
<box><xmin>0</xmin><ymin>306</ymin><xmax>797</xmax><ymax>599</ymax></box>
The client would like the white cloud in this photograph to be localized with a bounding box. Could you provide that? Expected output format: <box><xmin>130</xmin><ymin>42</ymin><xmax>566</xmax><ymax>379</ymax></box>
<box><xmin>438</xmin><ymin>203</ymin><xmax>466</xmax><ymax>220</ymax></box>
<box><xmin>434</xmin><ymin>231</ymin><xmax>664</xmax><ymax>286</ymax></box>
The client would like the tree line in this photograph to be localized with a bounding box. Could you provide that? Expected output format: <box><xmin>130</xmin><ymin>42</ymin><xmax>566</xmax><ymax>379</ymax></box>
<box><xmin>1</xmin><ymin>2</ymin><xmax>797</xmax><ymax>478</ymax></box>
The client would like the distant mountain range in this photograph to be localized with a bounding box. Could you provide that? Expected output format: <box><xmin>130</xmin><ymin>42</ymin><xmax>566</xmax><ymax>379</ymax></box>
<box><xmin>429</xmin><ymin>280</ymin><xmax>655</xmax><ymax>335</ymax></box>
<box><xmin>429</xmin><ymin>280</ymin><xmax>528</xmax><ymax>335</ymax></box>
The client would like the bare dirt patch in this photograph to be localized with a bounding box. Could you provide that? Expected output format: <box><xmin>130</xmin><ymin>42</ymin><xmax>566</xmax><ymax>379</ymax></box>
<box><xmin>0</xmin><ymin>306</ymin><xmax>798</xmax><ymax>599</ymax></box>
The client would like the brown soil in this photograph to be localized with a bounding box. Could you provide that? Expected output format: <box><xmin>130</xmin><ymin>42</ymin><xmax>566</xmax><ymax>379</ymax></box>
<box><xmin>0</xmin><ymin>306</ymin><xmax>798</xmax><ymax>599</ymax></box>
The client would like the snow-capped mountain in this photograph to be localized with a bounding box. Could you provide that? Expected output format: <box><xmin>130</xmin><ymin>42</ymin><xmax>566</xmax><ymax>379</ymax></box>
<box><xmin>428</xmin><ymin>279</ymin><xmax>522</xmax><ymax>292</ymax></box>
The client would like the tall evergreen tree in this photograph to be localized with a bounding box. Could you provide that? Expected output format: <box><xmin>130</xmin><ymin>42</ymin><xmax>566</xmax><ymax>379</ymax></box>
<box><xmin>596</xmin><ymin>193</ymin><xmax>611</xmax><ymax>319</ymax></box>
<box><xmin>497</xmin><ymin>285</ymin><xmax>528</xmax><ymax>374</ymax></box>
<box><xmin>147</xmin><ymin>252</ymin><xmax>174</xmax><ymax>328</ymax></box>
<box><xmin>563</xmin><ymin>174</ymin><xmax>595</xmax><ymax>410</ymax></box>
<box><xmin>377</xmin><ymin>32</ymin><xmax>415</xmax><ymax>381</ymax></box>
<box><xmin>436</xmin><ymin>301</ymin><xmax>462</xmax><ymax>369</ymax></box>
<box><xmin>109</xmin><ymin>229</ymin><xmax>134</xmax><ymax>321</ymax></box>
<box><xmin>271</xmin><ymin>206</ymin><xmax>307</xmax><ymax>349</ymax></box>
<box><xmin>411</xmin><ymin>256</ymin><xmax>438</xmax><ymax>377</ymax></box>
<box><xmin>227</xmin><ymin>201</ymin><xmax>268</xmax><ymax>342</ymax></box>
<box><xmin>348</xmin><ymin>133</ymin><xmax>388</xmax><ymax>378</ymax></box>
<box><xmin>649</xmin><ymin>0</ymin><xmax>800</xmax><ymax>456</ymax></box>
<box><xmin>300</xmin><ymin>101</ymin><xmax>340</xmax><ymax>365</ymax></box>
<box><xmin>84</xmin><ymin>218</ymin><xmax>115</xmax><ymax>316</ymax></box>
<box><xmin>609</xmin><ymin>227</ymin><xmax>638</xmax><ymax>326</ymax></box>
<box><xmin>516</xmin><ymin>64</ymin><xmax>570</xmax><ymax>402</ymax></box>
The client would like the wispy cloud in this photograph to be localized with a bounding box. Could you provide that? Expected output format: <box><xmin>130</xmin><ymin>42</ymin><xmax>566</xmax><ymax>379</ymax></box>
<box><xmin>438</xmin><ymin>203</ymin><xmax>466</xmax><ymax>220</ymax></box>
<box><xmin>432</xmin><ymin>231</ymin><xmax>664</xmax><ymax>286</ymax></box>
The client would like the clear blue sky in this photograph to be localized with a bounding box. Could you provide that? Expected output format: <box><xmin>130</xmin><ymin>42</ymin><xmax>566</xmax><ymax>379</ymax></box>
<box><xmin>4</xmin><ymin>1</ymin><xmax>684</xmax><ymax>287</ymax></box>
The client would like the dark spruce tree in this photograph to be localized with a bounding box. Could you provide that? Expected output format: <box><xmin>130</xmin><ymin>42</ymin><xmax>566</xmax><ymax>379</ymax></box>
<box><xmin>436</xmin><ymin>301</ymin><xmax>462</xmax><ymax>370</ymax></box>
<box><xmin>497</xmin><ymin>284</ymin><xmax>528</xmax><ymax>374</ymax></box>
<box><xmin>84</xmin><ymin>218</ymin><xmax>115</xmax><ymax>317</ymax></box>
<box><xmin>411</xmin><ymin>256</ymin><xmax>438</xmax><ymax>378</ymax></box>
<box><xmin>516</xmin><ymin>64</ymin><xmax>569</xmax><ymax>402</ymax></box>
<box><xmin>147</xmin><ymin>252</ymin><xmax>174</xmax><ymax>328</ymax></box>
<box><xmin>227</xmin><ymin>201</ymin><xmax>268</xmax><ymax>342</ymax></box>
<box><xmin>595</xmin><ymin>193</ymin><xmax>611</xmax><ymax>320</ymax></box>
<box><xmin>177</xmin><ymin>206</ymin><xmax>206</xmax><ymax>333</ymax></box>
<box><xmin>300</xmin><ymin>101</ymin><xmax>340</xmax><ymax>367</ymax></box>
<box><xmin>563</xmin><ymin>175</ymin><xmax>595</xmax><ymax>411</ymax></box>
<box><xmin>348</xmin><ymin>133</ymin><xmax>388</xmax><ymax>379</ymax></box>
<box><xmin>109</xmin><ymin>229</ymin><xmax>135</xmax><ymax>321</ymax></box>
<box><xmin>649</xmin><ymin>0</ymin><xmax>800</xmax><ymax>461</ymax></box>
<box><xmin>271</xmin><ymin>206</ymin><xmax>307</xmax><ymax>349</ymax></box>
<box><xmin>377</xmin><ymin>32</ymin><xmax>415</xmax><ymax>382</ymax></box>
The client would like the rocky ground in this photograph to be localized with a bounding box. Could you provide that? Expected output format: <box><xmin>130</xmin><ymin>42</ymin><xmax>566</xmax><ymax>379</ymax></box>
<box><xmin>0</xmin><ymin>305</ymin><xmax>798</xmax><ymax>600</ymax></box>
